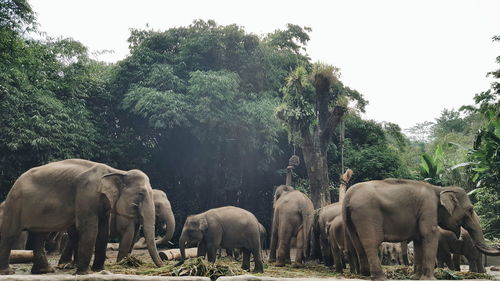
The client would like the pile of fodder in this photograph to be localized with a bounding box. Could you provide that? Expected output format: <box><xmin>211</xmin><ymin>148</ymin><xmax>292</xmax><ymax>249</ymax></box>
<box><xmin>107</xmin><ymin>257</ymin><xmax>244</xmax><ymax>280</ymax></box>
<box><xmin>384</xmin><ymin>266</ymin><xmax>493</xmax><ymax>280</ymax></box>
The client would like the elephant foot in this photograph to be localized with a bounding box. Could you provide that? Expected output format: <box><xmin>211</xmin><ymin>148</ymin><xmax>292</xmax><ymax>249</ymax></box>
<box><xmin>275</xmin><ymin>261</ymin><xmax>286</xmax><ymax>267</ymax></box>
<box><xmin>75</xmin><ymin>269</ymin><xmax>90</xmax><ymax>275</ymax></box>
<box><xmin>253</xmin><ymin>267</ymin><xmax>264</xmax><ymax>273</ymax></box>
<box><xmin>292</xmin><ymin>262</ymin><xmax>304</xmax><ymax>268</ymax></box>
<box><xmin>0</xmin><ymin>267</ymin><xmax>15</xmax><ymax>275</ymax></box>
<box><xmin>91</xmin><ymin>265</ymin><xmax>104</xmax><ymax>272</ymax></box>
<box><xmin>241</xmin><ymin>264</ymin><xmax>250</xmax><ymax>271</ymax></box>
<box><xmin>31</xmin><ymin>265</ymin><xmax>55</xmax><ymax>274</ymax></box>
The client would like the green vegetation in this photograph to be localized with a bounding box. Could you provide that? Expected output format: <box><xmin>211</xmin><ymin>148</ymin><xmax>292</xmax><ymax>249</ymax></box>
<box><xmin>0</xmin><ymin>0</ymin><xmax>498</xmax><ymax>241</ymax></box>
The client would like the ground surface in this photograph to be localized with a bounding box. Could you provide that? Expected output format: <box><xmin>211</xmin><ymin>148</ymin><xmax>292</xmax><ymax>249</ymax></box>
<box><xmin>5</xmin><ymin>247</ymin><xmax>500</xmax><ymax>280</ymax></box>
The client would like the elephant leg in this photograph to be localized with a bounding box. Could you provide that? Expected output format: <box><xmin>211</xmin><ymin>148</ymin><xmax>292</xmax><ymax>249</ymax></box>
<box><xmin>30</xmin><ymin>232</ymin><xmax>55</xmax><ymax>274</ymax></box>
<box><xmin>443</xmin><ymin>253</ymin><xmax>453</xmax><ymax>270</ymax></box>
<box><xmin>59</xmin><ymin>226</ymin><xmax>77</xmax><ymax>265</ymax></box>
<box><xmin>413</xmin><ymin>239</ymin><xmax>423</xmax><ymax>279</ymax></box>
<box><xmin>476</xmin><ymin>254</ymin><xmax>485</xmax><ymax>273</ymax></box>
<box><xmin>293</xmin><ymin>227</ymin><xmax>305</xmax><ymax>267</ymax></box>
<box><xmin>347</xmin><ymin>225</ymin><xmax>370</xmax><ymax>276</ymax></box>
<box><xmin>206</xmin><ymin>245</ymin><xmax>217</xmax><ymax>263</ymax></box>
<box><xmin>358</xmin><ymin>236</ymin><xmax>384</xmax><ymax>280</ymax></box>
<box><xmin>276</xmin><ymin>225</ymin><xmax>292</xmax><ymax>267</ymax></box>
<box><xmin>451</xmin><ymin>254</ymin><xmax>461</xmax><ymax>271</ymax></box>
<box><xmin>332</xmin><ymin>243</ymin><xmax>343</xmax><ymax>273</ymax></box>
<box><xmin>92</xmin><ymin>212</ymin><xmax>110</xmax><ymax>272</ymax></box>
<box><xmin>116</xmin><ymin>223</ymin><xmax>135</xmax><ymax>262</ymax></box>
<box><xmin>251</xmin><ymin>247</ymin><xmax>264</xmax><ymax>273</ymax></box>
<box><xmin>241</xmin><ymin>248</ymin><xmax>251</xmax><ymax>271</ymax></box>
<box><xmin>320</xmin><ymin>234</ymin><xmax>333</xmax><ymax>266</ymax></box>
<box><xmin>76</xmin><ymin>218</ymin><xmax>98</xmax><ymax>274</ymax></box>
<box><xmin>419</xmin><ymin>228</ymin><xmax>439</xmax><ymax>279</ymax></box>
<box><xmin>401</xmin><ymin>241</ymin><xmax>410</xmax><ymax>266</ymax></box>
<box><xmin>0</xmin><ymin>229</ymin><xmax>20</xmax><ymax>274</ymax></box>
<box><xmin>197</xmin><ymin>240</ymin><xmax>207</xmax><ymax>257</ymax></box>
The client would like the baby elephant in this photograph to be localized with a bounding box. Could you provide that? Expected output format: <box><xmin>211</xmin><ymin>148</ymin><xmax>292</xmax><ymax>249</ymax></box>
<box><xmin>177</xmin><ymin>206</ymin><xmax>264</xmax><ymax>272</ymax></box>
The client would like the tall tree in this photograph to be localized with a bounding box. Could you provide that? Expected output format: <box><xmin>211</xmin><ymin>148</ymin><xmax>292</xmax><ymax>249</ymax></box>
<box><xmin>277</xmin><ymin>63</ymin><xmax>366</xmax><ymax>208</ymax></box>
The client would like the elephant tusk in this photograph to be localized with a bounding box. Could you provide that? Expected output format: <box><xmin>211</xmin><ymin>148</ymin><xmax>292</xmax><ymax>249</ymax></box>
<box><xmin>130</xmin><ymin>203</ymin><xmax>139</xmax><ymax>207</ymax></box>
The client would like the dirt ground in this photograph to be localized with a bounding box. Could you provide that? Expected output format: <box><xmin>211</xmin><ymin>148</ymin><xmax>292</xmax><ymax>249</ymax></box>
<box><xmin>7</xmin><ymin>247</ymin><xmax>500</xmax><ymax>280</ymax></box>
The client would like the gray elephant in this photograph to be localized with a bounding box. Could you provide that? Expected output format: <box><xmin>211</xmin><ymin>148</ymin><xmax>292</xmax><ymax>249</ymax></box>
<box><xmin>314</xmin><ymin>203</ymin><xmax>340</xmax><ymax>266</ymax></box>
<box><xmin>343</xmin><ymin>179</ymin><xmax>500</xmax><ymax>281</ymax></box>
<box><xmin>58</xmin><ymin>189</ymin><xmax>175</xmax><ymax>265</ymax></box>
<box><xmin>0</xmin><ymin>202</ymin><xmax>28</xmax><ymax>250</ymax></box>
<box><xmin>437</xmin><ymin>227</ymin><xmax>485</xmax><ymax>273</ymax></box>
<box><xmin>378</xmin><ymin>242</ymin><xmax>405</xmax><ymax>265</ymax></box>
<box><xmin>269</xmin><ymin>185</ymin><xmax>314</xmax><ymax>267</ymax></box>
<box><xmin>324</xmin><ymin>203</ymin><xmax>359</xmax><ymax>273</ymax></box>
<box><xmin>0</xmin><ymin>159</ymin><xmax>163</xmax><ymax>275</ymax></box>
<box><xmin>177</xmin><ymin>206</ymin><xmax>263</xmax><ymax>272</ymax></box>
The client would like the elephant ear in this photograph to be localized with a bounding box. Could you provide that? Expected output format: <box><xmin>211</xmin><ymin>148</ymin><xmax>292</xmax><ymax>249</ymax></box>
<box><xmin>98</xmin><ymin>172</ymin><xmax>127</xmax><ymax>208</ymax></box>
<box><xmin>199</xmin><ymin>217</ymin><xmax>208</xmax><ymax>232</ymax></box>
<box><xmin>440</xmin><ymin>190</ymin><xmax>457</xmax><ymax>215</ymax></box>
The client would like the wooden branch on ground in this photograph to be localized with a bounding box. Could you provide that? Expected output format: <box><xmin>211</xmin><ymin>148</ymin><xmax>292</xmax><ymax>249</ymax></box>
<box><xmin>159</xmin><ymin>248</ymin><xmax>198</xmax><ymax>261</ymax></box>
<box><xmin>9</xmin><ymin>250</ymin><xmax>33</xmax><ymax>263</ymax></box>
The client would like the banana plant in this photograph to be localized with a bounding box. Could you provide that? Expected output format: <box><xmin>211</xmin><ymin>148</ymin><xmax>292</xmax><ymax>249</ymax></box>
<box><xmin>420</xmin><ymin>144</ymin><xmax>444</xmax><ymax>185</ymax></box>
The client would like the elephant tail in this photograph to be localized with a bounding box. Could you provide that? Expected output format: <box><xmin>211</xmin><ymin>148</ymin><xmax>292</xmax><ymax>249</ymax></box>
<box><xmin>301</xmin><ymin>206</ymin><xmax>314</xmax><ymax>259</ymax></box>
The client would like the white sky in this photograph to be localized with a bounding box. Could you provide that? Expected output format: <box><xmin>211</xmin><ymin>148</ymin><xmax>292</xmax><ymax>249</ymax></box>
<box><xmin>29</xmin><ymin>0</ymin><xmax>500</xmax><ymax>130</ymax></box>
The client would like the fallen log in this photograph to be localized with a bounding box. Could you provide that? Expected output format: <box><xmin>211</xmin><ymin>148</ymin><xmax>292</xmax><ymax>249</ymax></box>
<box><xmin>9</xmin><ymin>250</ymin><xmax>33</xmax><ymax>263</ymax></box>
<box><xmin>159</xmin><ymin>248</ymin><xmax>198</xmax><ymax>261</ymax></box>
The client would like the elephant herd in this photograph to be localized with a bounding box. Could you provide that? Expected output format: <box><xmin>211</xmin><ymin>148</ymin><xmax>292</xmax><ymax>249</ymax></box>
<box><xmin>0</xmin><ymin>159</ymin><xmax>499</xmax><ymax>281</ymax></box>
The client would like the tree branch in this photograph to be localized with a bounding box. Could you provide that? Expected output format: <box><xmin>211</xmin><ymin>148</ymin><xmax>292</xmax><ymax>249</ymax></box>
<box><xmin>320</xmin><ymin>105</ymin><xmax>346</xmax><ymax>148</ymax></box>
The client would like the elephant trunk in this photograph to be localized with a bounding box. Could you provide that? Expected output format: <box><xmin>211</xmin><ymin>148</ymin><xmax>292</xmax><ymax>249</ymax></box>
<box><xmin>177</xmin><ymin>231</ymin><xmax>188</xmax><ymax>265</ymax></box>
<box><xmin>141</xmin><ymin>194</ymin><xmax>164</xmax><ymax>267</ymax></box>
<box><xmin>464</xmin><ymin>212</ymin><xmax>500</xmax><ymax>256</ymax></box>
<box><xmin>155</xmin><ymin>205</ymin><xmax>175</xmax><ymax>246</ymax></box>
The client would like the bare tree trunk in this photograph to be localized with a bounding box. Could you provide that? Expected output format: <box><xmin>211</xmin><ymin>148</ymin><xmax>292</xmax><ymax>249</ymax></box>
<box><xmin>301</xmin><ymin>135</ymin><xmax>330</xmax><ymax>209</ymax></box>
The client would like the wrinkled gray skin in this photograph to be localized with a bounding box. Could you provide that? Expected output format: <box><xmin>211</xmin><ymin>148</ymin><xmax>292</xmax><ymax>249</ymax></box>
<box><xmin>437</xmin><ymin>227</ymin><xmax>485</xmax><ymax>273</ymax></box>
<box><xmin>0</xmin><ymin>159</ymin><xmax>162</xmax><ymax>275</ymax></box>
<box><xmin>178</xmin><ymin>206</ymin><xmax>263</xmax><ymax>273</ymax></box>
<box><xmin>58</xmin><ymin>189</ymin><xmax>174</xmax><ymax>265</ymax></box>
<box><xmin>269</xmin><ymin>185</ymin><xmax>314</xmax><ymax>267</ymax></box>
<box><xmin>225</xmin><ymin>222</ymin><xmax>266</xmax><ymax>260</ymax></box>
<box><xmin>324</xmin><ymin>203</ymin><xmax>359</xmax><ymax>274</ymax></box>
<box><xmin>0</xmin><ymin>202</ymin><xmax>28</xmax><ymax>250</ymax></box>
<box><xmin>343</xmin><ymin>179</ymin><xmax>500</xmax><ymax>281</ymax></box>
<box><xmin>314</xmin><ymin>203</ymin><xmax>340</xmax><ymax>266</ymax></box>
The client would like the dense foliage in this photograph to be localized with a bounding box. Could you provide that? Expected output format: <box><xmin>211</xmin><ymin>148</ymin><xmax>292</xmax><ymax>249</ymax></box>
<box><xmin>1</xmin><ymin>1</ymin><xmax>498</xmax><ymax>241</ymax></box>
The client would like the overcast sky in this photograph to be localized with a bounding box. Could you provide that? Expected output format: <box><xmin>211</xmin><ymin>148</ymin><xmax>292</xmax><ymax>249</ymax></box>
<box><xmin>29</xmin><ymin>0</ymin><xmax>500</xmax><ymax>130</ymax></box>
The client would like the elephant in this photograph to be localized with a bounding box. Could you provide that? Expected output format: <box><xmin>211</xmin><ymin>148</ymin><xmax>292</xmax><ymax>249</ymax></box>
<box><xmin>437</xmin><ymin>227</ymin><xmax>485</xmax><ymax>273</ymax></box>
<box><xmin>314</xmin><ymin>203</ymin><xmax>341</xmax><ymax>266</ymax></box>
<box><xmin>58</xmin><ymin>189</ymin><xmax>175</xmax><ymax>265</ymax></box>
<box><xmin>0</xmin><ymin>202</ymin><xmax>28</xmax><ymax>250</ymax></box>
<box><xmin>0</xmin><ymin>159</ymin><xmax>163</xmax><ymax>275</ymax></box>
<box><xmin>343</xmin><ymin>179</ymin><xmax>500</xmax><ymax>281</ymax></box>
<box><xmin>378</xmin><ymin>242</ymin><xmax>405</xmax><ymax>265</ymax></box>
<box><xmin>177</xmin><ymin>206</ymin><xmax>263</xmax><ymax>273</ymax></box>
<box><xmin>324</xmin><ymin>203</ymin><xmax>360</xmax><ymax>273</ymax></box>
<box><xmin>269</xmin><ymin>185</ymin><xmax>314</xmax><ymax>267</ymax></box>
<box><xmin>223</xmin><ymin>222</ymin><xmax>266</xmax><ymax>260</ymax></box>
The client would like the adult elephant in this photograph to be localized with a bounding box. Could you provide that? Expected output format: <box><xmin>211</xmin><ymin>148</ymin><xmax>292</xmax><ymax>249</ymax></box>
<box><xmin>269</xmin><ymin>185</ymin><xmax>314</xmax><ymax>267</ymax></box>
<box><xmin>437</xmin><ymin>227</ymin><xmax>485</xmax><ymax>273</ymax></box>
<box><xmin>177</xmin><ymin>206</ymin><xmax>263</xmax><ymax>272</ymax></box>
<box><xmin>58</xmin><ymin>189</ymin><xmax>175</xmax><ymax>265</ymax></box>
<box><xmin>343</xmin><ymin>179</ymin><xmax>500</xmax><ymax>281</ymax></box>
<box><xmin>0</xmin><ymin>202</ymin><xmax>28</xmax><ymax>250</ymax></box>
<box><xmin>314</xmin><ymin>203</ymin><xmax>341</xmax><ymax>266</ymax></box>
<box><xmin>0</xmin><ymin>159</ymin><xmax>163</xmax><ymax>275</ymax></box>
<box><xmin>325</xmin><ymin>203</ymin><xmax>359</xmax><ymax>273</ymax></box>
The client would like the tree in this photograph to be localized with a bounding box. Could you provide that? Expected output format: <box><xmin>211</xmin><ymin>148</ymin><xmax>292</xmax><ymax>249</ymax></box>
<box><xmin>277</xmin><ymin>63</ymin><xmax>366</xmax><ymax>208</ymax></box>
